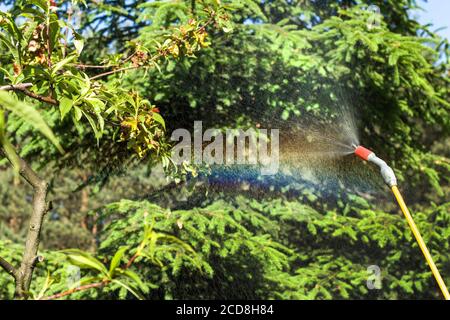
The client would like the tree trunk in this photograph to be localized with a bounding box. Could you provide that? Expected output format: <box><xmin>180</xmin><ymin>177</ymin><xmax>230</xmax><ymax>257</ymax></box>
<box><xmin>0</xmin><ymin>147</ymin><xmax>49</xmax><ymax>299</ymax></box>
<box><xmin>15</xmin><ymin>172</ymin><xmax>48</xmax><ymax>299</ymax></box>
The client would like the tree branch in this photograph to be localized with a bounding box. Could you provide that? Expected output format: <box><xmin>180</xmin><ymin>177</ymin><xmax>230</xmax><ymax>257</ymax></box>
<box><xmin>0</xmin><ymin>83</ymin><xmax>57</xmax><ymax>105</ymax></box>
<box><xmin>16</xmin><ymin>89</ymin><xmax>57</xmax><ymax>105</ymax></box>
<box><xmin>0</xmin><ymin>82</ymin><xmax>120</xmax><ymax>128</ymax></box>
<box><xmin>0</xmin><ymin>256</ymin><xmax>18</xmax><ymax>280</ymax></box>
<box><xmin>0</xmin><ymin>83</ymin><xmax>33</xmax><ymax>91</ymax></box>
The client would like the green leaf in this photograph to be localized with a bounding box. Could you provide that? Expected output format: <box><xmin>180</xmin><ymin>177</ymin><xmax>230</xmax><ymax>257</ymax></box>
<box><xmin>35</xmin><ymin>270</ymin><xmax>54</xmax><ymax>300</ymax></box>
<box><xmin>30</xmin><ymin>0</ymin><xmax>49</xmax><ymax>11</ymax></box>
<box><xmin>111</xmin><ymin>279</ymin><xmax>144</xmax><ymax>300</ymax></box>
<box><xmin>59</xmin><ymin>96</ymin><xmax>73</xmax><ymax>120</ymax></box>
<box><xmin>118</xmin><ymin>269</ymin><xmax>150</xmax><ymax>293</ymax></box>
<box><xmin>61</xmin><ymin>249</ymin><xmax>109</xmax><ymax>277</ymax></box>
<box><xmin>74</xmin><ymin>39</ymin><xmax>84</xmax><ymax>55</ymax></box>
<box><xmin>81</xmin><ymin>110</ymin><xmax>102</xmax><ymax>141</ymax></box>
<box><xmin>0</xmin><ymin>91</ymin><xmax>64</xmax><ymax>153</ymax></box>
<box><xmin>154</xmin><ymin>93</ymin><xmax>165</xmax><ymax>101</ymax></box>
<box><xmin>109</xmin><ymin>246</ymin><xmax>129</xmax><ymax>276</ymax></box>
<box><xmin>73</xmin><ymin>106</ymin><xmax>83</xmax><ymax>121</ymax></box>
<box><xmin>85</xmin><ymin>97</ymin><xmax>105</xmax><ymax>114</ymax></box>
<box><xmin>152</xmin><ymin>113</ymin><xmax>165</xmax><ymax>130</ymax></box>
<box><xmin>51</xmin><ymin>55</ymin><xmax>77</xmax><ymax>76</ymax></box>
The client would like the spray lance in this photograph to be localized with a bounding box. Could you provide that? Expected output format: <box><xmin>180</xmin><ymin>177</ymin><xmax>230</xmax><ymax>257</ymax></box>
<box><xmin>353</xmin><ymin>145</ymin><xmax>450</xmax><ymax>300</ymax></box>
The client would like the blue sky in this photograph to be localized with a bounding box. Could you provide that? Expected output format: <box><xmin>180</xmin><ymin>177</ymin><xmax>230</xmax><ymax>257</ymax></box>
<box><xmin>413</xmin><ymin>0</ymin><xmax>450</xmax><ymax>40</ymax></box>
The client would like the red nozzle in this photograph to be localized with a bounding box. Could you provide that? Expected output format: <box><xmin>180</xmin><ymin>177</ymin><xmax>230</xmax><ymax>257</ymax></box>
<box><xmin>354</xmin><ymin>146</ymin><xmax>373</xmax><ymax>161</ymax></box>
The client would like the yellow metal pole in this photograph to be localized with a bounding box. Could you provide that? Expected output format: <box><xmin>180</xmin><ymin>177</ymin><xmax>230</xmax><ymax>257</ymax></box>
<box><xmin>391</xmin><ymin>185</ymin><xmax>450</xmax><ymax>300</ymax></box>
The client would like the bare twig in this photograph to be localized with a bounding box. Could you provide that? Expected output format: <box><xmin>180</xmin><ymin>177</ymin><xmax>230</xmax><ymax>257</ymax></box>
<box><xmin>71</xmin><ymin>64</ymin><xmax>113</xmax><ymax>69</ymax></box>
<box><xmin>122</xmin><ymin>52</ymin><xmax>137</xmax><ymax>64</ymax></box>
<box><xmin>64</xmin><ymin>5</ymin><xmax>73</xmax><ymax>57</ymax></box>
<box><xmin>71</xmin><ymin>52</ymin><xmax>137</xmax><ymax>70</ymax></box>
<box><xmin>88</xmin><ymin>50</ymin><xmax>166</xmax><ymax>81</ymax></box>
<box><xmin>125</xmin><ymin>252</ymin><xmax>139</xmax><ymax>269</ymax></box>
<box><xmin>42</xmin><ymin>280</ymin><xmax>109</xmax><ymax>300</ymax></box>
<box><xmin>89</xmin><ymin>66</ymin><xmax>138</xmax><ymax>80</ymax></box>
